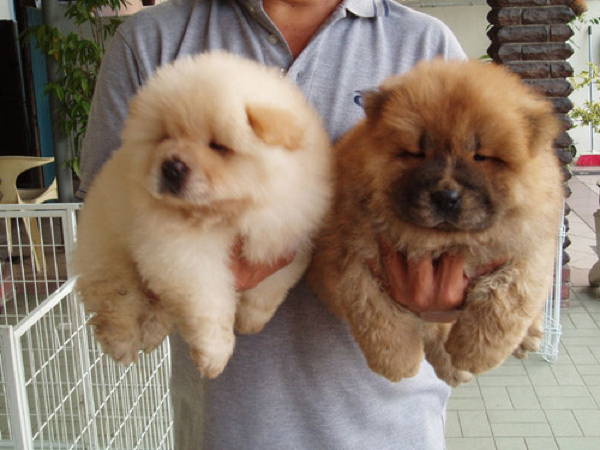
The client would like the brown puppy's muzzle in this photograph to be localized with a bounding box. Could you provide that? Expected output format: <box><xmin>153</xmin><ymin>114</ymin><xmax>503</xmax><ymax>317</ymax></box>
<box><xmin>430</xmin><ymin>189</ymin><xmax>461</xmax><ymax>214</ymax></box>
<box><xmin>392</xmin><ymin>157</ymin><xmax>495</xmax><ymax>232</ymax></box>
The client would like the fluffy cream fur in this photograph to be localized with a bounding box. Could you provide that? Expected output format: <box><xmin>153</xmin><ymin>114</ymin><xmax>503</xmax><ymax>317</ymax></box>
<box><xmin>74</xmin><ymin>52</ymin><xmax>332</xmax><ymax>378</ymax></box>
<box><xmin>308</xmin><ymin>60</ymin><xmax>564</xmax><ymax>386</ymax></box>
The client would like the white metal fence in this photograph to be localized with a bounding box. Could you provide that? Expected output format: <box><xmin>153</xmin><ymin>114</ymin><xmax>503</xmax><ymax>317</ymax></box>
<box><xmin>0</xmin><ymin>203</ymin><xmax>173</xmax><ymax>450</ymax></box>
<box><xmin>538</xmin><ymin>215</ymin><xmax>566</xmax><ymax>363</ymax></box>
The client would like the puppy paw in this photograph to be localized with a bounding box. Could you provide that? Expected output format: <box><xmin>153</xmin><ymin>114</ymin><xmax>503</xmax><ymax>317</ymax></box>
<box><xmin>139</xmin><ymin>317</ymin><xmax>172</xmax><ymax>353</ymax></box>
<box><xmin>365</xmin><ymin>348</ymin><xmax>422</xmax><ymax>382</ymax></box>
<box><xmin>433</xmin><ymin>366</ymin><xmax>473</xmax><ymax>387</ymax></box>
<box><xmin>189</xmin><ymin>333</ymin><xmax>235</xmax><ymax>379</ymax></box>
<box><xmin>445</xmin><ymin>321</ymin><xmax>504</xmax><ymax>374</ymax></box>
<box><xmin>513</xmin><ymin>331</ymin><xmax>542</xmax><ymax>359</ymax></box>
<box><xmin>234</xmin><ymin>308</ymin><xmax>270</xmax><ymax>334</ymax></box>
<box><xmin>437</xmin><ymin>367</ymin><xmax>474</xmax><ymax>387</ymax></box>
<box><xmin>90</xmin><ymin>315</ymin><xmax>142</xmax><ymax>365</ymax></box>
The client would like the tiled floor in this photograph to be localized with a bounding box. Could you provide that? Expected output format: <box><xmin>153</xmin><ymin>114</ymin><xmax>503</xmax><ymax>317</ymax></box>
<box><xmin>446</xmin><ymin>169</ymin><xmax>600</xmax><ymax>450</ymax></box>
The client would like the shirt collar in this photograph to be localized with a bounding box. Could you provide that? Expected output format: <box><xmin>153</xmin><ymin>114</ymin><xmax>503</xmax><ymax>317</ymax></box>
<box><xmin>238</xmin><ymin>1</ymin><xmax>387</xmax><ymax>19</ymax></box>
<box><xmin>343</xmin><ymin>0</ymin><xmax>388</xmax><ymax>17</ymax></box>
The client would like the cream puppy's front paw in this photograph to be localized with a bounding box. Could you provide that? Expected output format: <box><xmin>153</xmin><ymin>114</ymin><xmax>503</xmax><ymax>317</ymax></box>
<box><xmin>188</xmin><ymin>330</ymin><xmax>235</xmax><ymax>379</ymax></box>
<box><xmin>234</xmin><ymin>304</ymin><xmax>272</xmax><ymax>334</ymax></box>
<box><xmin>90</xmin><ymin>315</ymin><xmax>142</xmax><ymax>365</ymax></box>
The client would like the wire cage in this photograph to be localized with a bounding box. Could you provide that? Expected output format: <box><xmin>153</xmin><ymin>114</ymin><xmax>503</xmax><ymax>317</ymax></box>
<box><xmin>537</xmin><ymin>213</ymin><xmax>566</xmax><ymax>363</ymax></box>
<box><xmin>0</xmin><ymin>203</ymin><xmax>173</xmax><ymax>450</ymax></box>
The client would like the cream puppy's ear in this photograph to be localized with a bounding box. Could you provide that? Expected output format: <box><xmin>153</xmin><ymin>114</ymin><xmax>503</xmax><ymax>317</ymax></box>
<box><xmin>246</xmin><ymin>104</ymin><xmax>302</xmax><ymax>150</ymax></box>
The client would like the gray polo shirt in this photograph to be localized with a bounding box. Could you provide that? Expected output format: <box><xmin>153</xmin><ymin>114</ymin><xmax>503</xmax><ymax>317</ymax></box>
<box><xmin>78</xmin><ymin>1</ymin><xmax>466</xmax><ymax>449</ymax></box>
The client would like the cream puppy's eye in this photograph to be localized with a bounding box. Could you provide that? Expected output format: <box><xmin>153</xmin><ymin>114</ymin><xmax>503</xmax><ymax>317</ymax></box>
<box><xmin>209</xmin><ymin>141</ymin><xmax>232</xmax><ymax>156</ymax></box>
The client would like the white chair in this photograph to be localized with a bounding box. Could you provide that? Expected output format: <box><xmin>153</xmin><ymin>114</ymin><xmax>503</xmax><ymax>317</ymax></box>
<box><xmin>0</xmin><ymin>156</ymin><xmax>58</xmax><ymax>273</ymax></box>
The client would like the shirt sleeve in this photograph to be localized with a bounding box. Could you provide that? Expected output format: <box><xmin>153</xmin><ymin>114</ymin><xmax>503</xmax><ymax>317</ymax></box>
<box><xmin>76</xmin><ymin>30</ymin><xmax>144</xmax><ymax>198</ymax></box>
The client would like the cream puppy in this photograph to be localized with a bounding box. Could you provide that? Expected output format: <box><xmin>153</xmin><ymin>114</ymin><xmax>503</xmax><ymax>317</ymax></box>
<box><xmin>74</xmin><ymin>52</ymin><xmax>332</xmax><ymax>378</ymax></box>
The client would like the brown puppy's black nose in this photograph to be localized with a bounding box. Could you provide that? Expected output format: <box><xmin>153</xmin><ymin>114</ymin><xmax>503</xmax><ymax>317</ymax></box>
<box><xmin>431</xmin><ymin>189</ymin><xmax>461</xmax><ymax>212</ymax></box>
<box><xmin>161</xmin><ymin>157</ymin><xmax>189</xmax><ymax>194</ymax></box>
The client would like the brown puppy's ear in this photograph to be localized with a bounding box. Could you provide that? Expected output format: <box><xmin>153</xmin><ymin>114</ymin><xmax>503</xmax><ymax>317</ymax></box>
<box><xmin>246</xmin><ymin>104</ymin><xmax>303</xmax><ymax>150</ymax></box>
<box><xmin>362</xmin><ymin>88</ymin><xmax>391</xmax><ymax>121</ymax></box>
<box><xmin>522</xmin><ymin>98</ymin><xmax>561</xmax><ymax>155</ymax></box>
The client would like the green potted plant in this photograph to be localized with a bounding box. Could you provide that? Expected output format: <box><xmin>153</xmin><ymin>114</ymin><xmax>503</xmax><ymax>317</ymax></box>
<box><xmin>28</xmin><ymin>0</ymin><xmax>130</xmax><ymax>176</ymax></box>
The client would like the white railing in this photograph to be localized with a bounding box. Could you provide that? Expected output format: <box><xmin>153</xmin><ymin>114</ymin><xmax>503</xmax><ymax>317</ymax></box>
<box><xmin>0</xmin><ymin>203</ymin><xmax>173</xmax><ymax>450</ymax></box>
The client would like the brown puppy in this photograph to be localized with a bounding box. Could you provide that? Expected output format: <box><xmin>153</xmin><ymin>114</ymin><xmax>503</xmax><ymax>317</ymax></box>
<box><xmin>308</xmin><ymin>60</ymin><xmax>564</xmax><ymax>386</ymax></box>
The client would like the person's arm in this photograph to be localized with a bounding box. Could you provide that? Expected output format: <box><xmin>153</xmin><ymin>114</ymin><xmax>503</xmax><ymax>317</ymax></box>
<box><xmin>77</xmin><ymin>30</ymin><xmax>145</xmax><ymax>198</ymax></box>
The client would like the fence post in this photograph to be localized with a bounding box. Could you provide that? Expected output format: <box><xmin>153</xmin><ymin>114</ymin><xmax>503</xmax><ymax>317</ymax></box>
<box><xmin>0</xmin><ymin>326</ymin><xmax>33</xmax><ymax>450</ymax></box>
<box><xmin>62</xmin><ymin>206</ymin><xmax>100</xmax><ymax>448</ymax></box>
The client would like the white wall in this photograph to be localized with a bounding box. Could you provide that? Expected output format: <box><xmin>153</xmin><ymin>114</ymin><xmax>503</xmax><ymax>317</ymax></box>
<box><xmin>0</xmin><ymin>0</ymin><xmax>15</xmax><ymax>21</ymax></box>
<box><xmin>413</xmin><ymin>0</ymin><xmax>600</xmax><ymax>155</ymax></box>
<box><xmin>414</xmin><ymin>3</ymin><xmax>491</xmax><ymax>60</ymax></box>
<box><xmin>565</xmin><ymin>2</ymin><xmax>600</xmax><ymax>154</ymax></box>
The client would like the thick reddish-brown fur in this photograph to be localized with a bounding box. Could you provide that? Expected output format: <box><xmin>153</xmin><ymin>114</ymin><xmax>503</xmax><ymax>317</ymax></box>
<box><xmin>308</xmin><ymin>60</ymin><xmax>564</xmax><ymax>385</ymax></box>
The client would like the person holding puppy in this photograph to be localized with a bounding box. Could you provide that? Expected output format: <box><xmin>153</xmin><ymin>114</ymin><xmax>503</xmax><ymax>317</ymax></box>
<box><xmin>79</xmin><ymin>0</ymin><xmax>469</xmax><ymax>448</ymax></box>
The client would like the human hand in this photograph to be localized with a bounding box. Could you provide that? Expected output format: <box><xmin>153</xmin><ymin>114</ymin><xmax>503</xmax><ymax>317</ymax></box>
<box><xmin>372</xmin><ymin>240</ymin><xmax>505</xmax><ymax>323</ymax></box>
<box><xmin>380</xmin><ymin>245</ymin><xmax>466</xmax><ymax>323</ymax></box>
<box><xmin>229</xmin><ymin>238</ymin><xmax>296</xmax><ymax>291</ymax></box>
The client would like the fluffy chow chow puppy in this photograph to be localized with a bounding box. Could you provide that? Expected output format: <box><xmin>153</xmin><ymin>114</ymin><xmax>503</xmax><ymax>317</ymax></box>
<box><xmin>308</xmin><ymin>60</ymin><xmax>564</xmax><ymax>386</ymax></box>
<box><xmin>74</xmin><ymin>52</ymin><xmax>332</xmax><ymax>378</ymax></box>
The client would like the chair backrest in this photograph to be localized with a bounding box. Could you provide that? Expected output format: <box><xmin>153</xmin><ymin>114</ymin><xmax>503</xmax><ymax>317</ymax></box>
<box><xmin>0</xmin><ymin>156</ymin><xmax>55</xmax><ymax>204</ymax></box>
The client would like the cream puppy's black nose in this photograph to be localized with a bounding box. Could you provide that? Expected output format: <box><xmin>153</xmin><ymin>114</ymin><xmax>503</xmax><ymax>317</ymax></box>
<box><xmin>161</xmin><ymin>157</ymin><xmax>189</xmax><ymax>194</ymax></box>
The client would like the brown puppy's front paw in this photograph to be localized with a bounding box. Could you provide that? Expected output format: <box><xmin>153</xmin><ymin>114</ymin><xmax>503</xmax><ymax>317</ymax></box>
<box><xmin>90</xmin><ymin>315</ymin><xmax>142</xmax><ymax>365</ymax></box>
<box><xmin>434</xmin><ymin>365</ymin><xmax>473</xmax><ymax>387</ymax></box>
<box><xmin>363</xmin><ymin>346</ymin><xmax>422</xmax><ymax>382</ymax></box>
<box><xmin>445</xmin><ymin>319</ymin><xmax>504</xmax><ymax>374</ymax></box>
<box><xmin>513</xmin><ymin>330</ymin><xmax>542</xmax><ymax>359</ymax></box>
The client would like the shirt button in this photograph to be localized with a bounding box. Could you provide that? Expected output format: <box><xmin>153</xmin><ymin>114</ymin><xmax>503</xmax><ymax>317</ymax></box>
<box><xmin>268</xmin><ymin>34</ymin><xmax>279</xmax><ymax>45</ymax></box>
<box><xmin>247</xmin><ymin>5</ymin><xmax>255</xmax><ymax>13</ymax></box>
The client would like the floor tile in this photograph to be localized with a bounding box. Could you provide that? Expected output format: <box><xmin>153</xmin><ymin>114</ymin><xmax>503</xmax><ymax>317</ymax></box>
<box><xmin>459</xmin><ymin>411</ymin><xmax>492</xmax><ymax>437</ymax></box>
<box><xmin>491</xmin><ymin>422</ymin><xmax>552</xmax><ymax>437</ymax></box>
<box><xmin>451</xmin><ymin>385</ymin><xmax>482</xmax><ymax>398</ymax></box>
<box><xmin>486</xmin><ymin>409</ymin><xmax>546</xmax><ymax>423</ymax></box>
<box><xmin>478</xmin><ymin>376</ymin><xmax>531</xmax><ymax>387</ymax></box>
<box><xmin>507</xmin><ymin>386</ymin><xmax>541</xmax><ymax>409</ymax></box>
<box><xmin>445</xmin><ymin>410</ymin><xmax>462</xmax><ymax>438</ymax></box>
<box><xmin>551</xmin><ymin>365</ymin><xmax>586</xmax><ymax>385</ymax></box>
<box><xmin>545</xmin><ymin>410</ymin><xmax>583</xmax><ymax>437</ymax></box>
<box><xmin>582</xmin><ymin>374</ymin><xmax>600</xmax><ymax>385</ymax></box>
<box><xmin>556</xmin><ymin>437</ymin><xmax>600</xmax><ymax>449</ymax></box>
<box><xmin>575</xmin><ymin>365</ymin><xmax>600</xmax><ymax>375</ymax></box>
<box><xmin>525</xmin><ymin>437</ymin><xmax>559</xmax><ymax>450</ymax></box>
<box><xmin>525</xmin><ymin>364</ymin><xmax>559</xmax><ymax>386</ymax></box>
<box><xmin>534</xmin><ymin>386</ymin><xmax>590</xmax><ymax>397</ymax></box>
<box><xmin>539</xmin><ymin>396</ymin><xmax>597</xmax><ymax>409</ymax></box>
<box><xmin>565</xmin><ymin>347</ymin><xmax>599</xmax><ymax>365</ymax></box>
<box><xmin>446</xmin><ymin>437</ymin><xmax>495</xmax><ymax>450</ymax></box>
<box><xmin>573</xmin><ymin>410</ymin><xmax>600</xmax><ymax>436</ymax></box>
<box><xmin>448</xmin><ymin>397</ymin><xmax>485</xmax><ymax>410</ymax></box>
<box><xmin>494</xmin><ymin>437</ymin><xmax>526</xmax><ymax>450</ymax></box>
<box><xmin>480</xmin><ymin>387</ymin><xmax>513</xmax><ymax>409</ymax></box>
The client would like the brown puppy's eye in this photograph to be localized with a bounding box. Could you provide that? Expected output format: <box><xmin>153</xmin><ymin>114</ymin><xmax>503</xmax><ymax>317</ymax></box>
<box><xmin>209</xmin><ymin>141</ymin><xmax>232</xmax><ymax>156</ymax></box>
<box><xmin>397</xmin><ymin>150</ymin><xmax>425</xmax><ymax>159</ymax></box>
<box><xmin>474</xmin><ymin>153</ymin><xmax>505</xmax><ymax>165</ymax></box>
